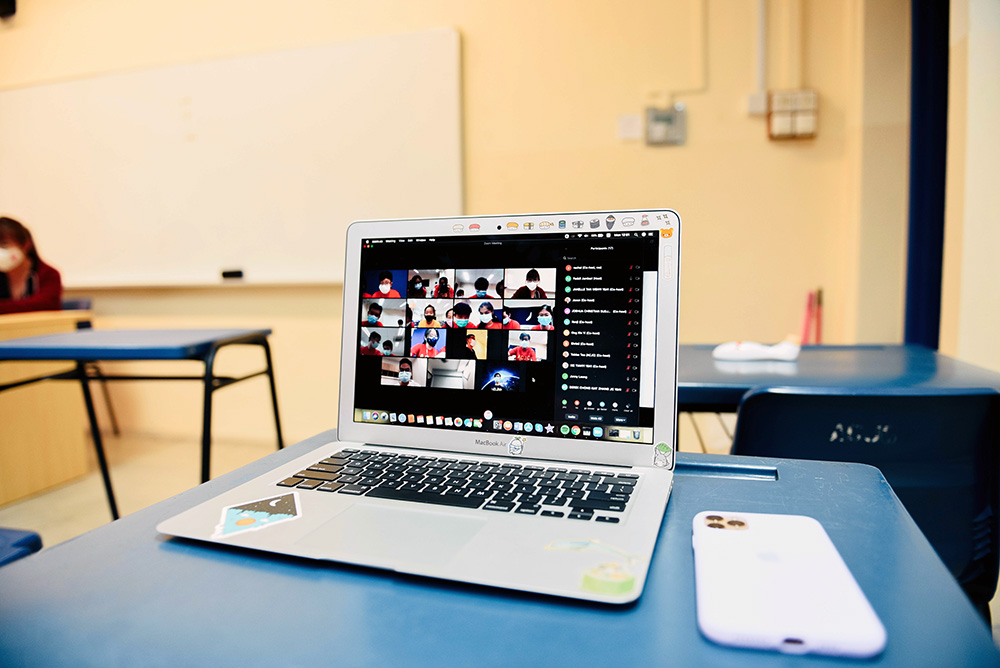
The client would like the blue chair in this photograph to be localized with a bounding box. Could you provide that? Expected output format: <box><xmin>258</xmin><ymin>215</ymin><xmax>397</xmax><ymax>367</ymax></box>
<box><xmin>0</xmin><ymin>528</ymin><xmax>42</xmax><ymax>567</ymax></box>
<box><xmin>730</xmin><ymin>387</ymin><xmax>1000</xmax><ymax>622</ymax></box>
<box><xmin>62</xmin><ymin>298</ymin><xmax>120</xmax><ymax>436</ymax></box>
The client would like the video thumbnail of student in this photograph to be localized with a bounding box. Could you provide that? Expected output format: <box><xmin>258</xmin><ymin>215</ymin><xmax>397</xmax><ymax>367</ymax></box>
<box><xmin>445</xmin><ymin>328</ymin><xmax>483</xmax><ymax>360</ymax></box>
<box><xmin>504</xmin><ymin>301</ymin><xmax>556</xmax><ymax>331</ymax></box>
<box><xmin>454</xmin><ymin>269</ymin><xmax>504</xmax><ymax>300</ymax></box>
<box><xmin>408</xmin><ymin>269</ymin><xmax>454</xmax><ymax>299</ymax></box>
<box><xmin>454</xmin><ymin>298</ymin><xmax>503</xmax><ymax>329</ymax></box>
<box><xmin>507</xmin><ymin>330</ymin><xmax>548</xmax><ymax>361</ymax></box>
<box><xmin>360</xmin><ymin>327</ymin><xmax>405</xmax><ymax>357</ymax></box>
<box><xmin>427</xmin><ymin>359</ymin><xmax>476</xmax><ymax>390</ymax></box>
<box><xmin>362</xmin><ymin>270</ymin><xmax>406</xmax><ymax>298</ymax></box>
<box><xmin>409</xmin><ymin>299</ymin><xmax>451</xmax><ymax>328</ymax></box>
<box><xmin>361</xmin><ymin>298</ymin><xmax>407</xmax><ymax>328</ymax></box>
<box><xmin>503</xmin><ymin>267</ymin><xmax>556</xmax><ymax>299</ymax></box>
<box><xmin>409</xmin><ymin>327</ymin><xmax>446</xmax><ymax>358</ymax></box>
<box><xmin>380</xmin><ymin>356</ymin><xmax>428</xmax><ymax>387</ymax></box>
<box><xmin>478</xmin><ymin>362</ymin><xmax>523</xmax><ymax>392</ymax></box>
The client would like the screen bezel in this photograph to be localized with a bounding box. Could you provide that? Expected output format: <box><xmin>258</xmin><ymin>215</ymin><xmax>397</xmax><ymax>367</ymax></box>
<box><xmin>337</xmin><ymin>209</ymin><xmax>680</xmax><ymax>469</ymax></box>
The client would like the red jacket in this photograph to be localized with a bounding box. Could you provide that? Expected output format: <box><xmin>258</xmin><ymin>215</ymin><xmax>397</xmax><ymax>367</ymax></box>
<box><xmin>0</xmin><ymin>259</ymin><xmax>63</xmax><ymax>314</ymax></box>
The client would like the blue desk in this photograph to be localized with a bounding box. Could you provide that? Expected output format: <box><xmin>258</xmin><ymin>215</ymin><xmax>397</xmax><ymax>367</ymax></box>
<box><xmin>1</xmin><ymin>430</ymin><xmax>995</xmax><ymax>667</ymax></box>
<box><xmin>0</xmin><ymin>329</ymin><xmax>284</xmax><ymax>520</ymax></box>
<box><xmin>679</xmin><ymin>343</ymin><xmax>1000</xmax><ymax>411</ymax></box>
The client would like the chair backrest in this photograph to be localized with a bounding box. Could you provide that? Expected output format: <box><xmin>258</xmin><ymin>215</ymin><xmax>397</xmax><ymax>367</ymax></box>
<box><xmin>731</xmin><ymin>386</ymin><xmax>1000</xmax><ymax>615</ymax></box>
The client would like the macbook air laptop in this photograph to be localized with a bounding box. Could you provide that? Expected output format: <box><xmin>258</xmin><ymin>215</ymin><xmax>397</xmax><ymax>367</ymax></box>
<box><xmin>158</xmin><ymin>209</ymin><xmax>681</xmax><ymax>604</ymax></box>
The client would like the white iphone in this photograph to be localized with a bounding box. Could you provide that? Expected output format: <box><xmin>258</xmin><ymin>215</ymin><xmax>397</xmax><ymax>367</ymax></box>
<box><xmin>692</xmin><ymin>511</ymin><xmax>887</xmax><ymax>658</ymax></box>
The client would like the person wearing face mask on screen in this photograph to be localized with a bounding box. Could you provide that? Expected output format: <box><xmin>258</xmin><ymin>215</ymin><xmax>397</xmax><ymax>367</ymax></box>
<box><xmin>0</xmin><ymin>217</ymin><xmax>63</xmax><ymax>315</ymax></box>
<box><xmin>509</xmin><ymin>332</ymin><xmax>538</xmax><ymax>361</ymax></box>
<box><xmin>409</xmin><ymin>329</ymin><xmax>441</xmax><ymax>358</ymax></box>
<box><xmin>473</xmin><ymin>277</ymin><xmax>495</xmax><ymax>299</ymax></box>
<box><xmin>365</xmin><ymin>271</ymin><xmax>401</xmax><ymax>298</ymax></box>
<box><xmin>477</xmin><ymin>302</ymin><xmax>502</xmax><ymax>329</ymax></box>
<box><xmin>364</xmin><ymin>303</ymin><xmax>384</xmax><ymax>326</ymax></box>
<box><xmin>451</xmin><ymin>302</ymin><xmax>473</xmax><ymax>329</ymax></box>
<box><xmin>408</xmin><ymin>274</ymin><xmax>427</xmax><ymax>298</ymax></box>
<box><xmin>529</xmin><ymin>305</ymin><xmax>555</xmax><ymax>330</ymax></box>
<box><xmin>511</xmin><ymin>269</ymin><xmax>546</xmax><ymax>299</ymax></box>
<box><xmin>396</xmin><ymin>358</ymin><xmax>414</xmax><ymax>386</ymax></box>
<box><xmin>417</xmin><ymin>305</ymin><xmax>442</xmax><ymax>328</ymax></box>
<box><xmin>360</xmin><ymin>331</ymin><xmax>384</xmax><ymax>356</ymax></box>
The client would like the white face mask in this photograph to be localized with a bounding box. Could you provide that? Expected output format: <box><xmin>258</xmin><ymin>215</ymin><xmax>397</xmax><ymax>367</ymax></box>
<box><xmin>398</xmin><ymin>371</ymin><xmax>412</xmax><ymax>383</ymax></box>
<box><xmin>526</xmin><ymin>281</ymin><xmax>538</xmax><ymax>292</ymax></box>
<box><xmin>479</xmin><ymin>312</ymin><xmax>493</xmax><ymax>324</ymax></box>
<box><xmin>0</xmin><ymin>246</ymin><xmax>26</xmax><ymax>272</ymax></box>
<box><xmin>378</xmin><ymin>283</ymin><xmax>391</xmax><ymax>295</ymax></box>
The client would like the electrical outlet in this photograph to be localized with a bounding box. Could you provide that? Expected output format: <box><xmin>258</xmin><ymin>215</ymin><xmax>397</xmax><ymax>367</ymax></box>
<box><xmin>645</xmin><ymin>104</ymin><xmax>687</xmax><ymax>146</ymax></box>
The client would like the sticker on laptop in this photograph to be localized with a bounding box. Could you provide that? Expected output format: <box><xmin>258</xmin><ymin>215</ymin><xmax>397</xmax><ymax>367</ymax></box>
<box><xmin>213</xmin><ymin>492</ymin><xmax>300</xmax><ymax>539</ymax></box>
<box><xmin>545</xmin><ymin>539</ymin><xmax>643</xmax><ymax>596</ymax></box>
<box><xmin>653</xmin><ymin>442</ymin><xmax>673</xmax><ymax>468</ymax></box>
<box><xmin>508</xmin><ymin>436</ymin><xmax>525</xmax><ymax>456</ymax></box>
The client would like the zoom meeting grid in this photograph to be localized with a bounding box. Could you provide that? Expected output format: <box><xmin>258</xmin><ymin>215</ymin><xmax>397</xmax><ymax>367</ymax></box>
<box><xmin>353</xmin><ymin>225</ymin><xmax>661</xmax><ymax>445</ymax></box>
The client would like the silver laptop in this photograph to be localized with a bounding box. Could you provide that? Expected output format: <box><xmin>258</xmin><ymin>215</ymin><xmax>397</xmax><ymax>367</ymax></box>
<box><xmin>158</xmin><ymin>209</ymin><xmax>681</xmax><ymax>604</ymax></box>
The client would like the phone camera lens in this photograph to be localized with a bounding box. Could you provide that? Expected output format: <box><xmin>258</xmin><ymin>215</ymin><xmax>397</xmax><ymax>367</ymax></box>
<box><xmin>707</xmin><ymin>523</ymin><xmax>725</xmax><ymax>529</ymax></box>
<box><xmin>727</xmin><ymin>520</ymin><xmax>745</xmax><ymax>527</ymax></box>
<box><xmin>706</xmin><ymin>515</ymin><xmax>723</xmax><ymax>522</ymax></box>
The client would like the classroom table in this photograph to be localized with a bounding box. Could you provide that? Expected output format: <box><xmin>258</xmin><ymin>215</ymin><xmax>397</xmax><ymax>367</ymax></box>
<box><xmin>1</xmin><ymin>430</ymin><xmax>996</xmax><ymax>667</ymax></box>
<box><xmin>678</xmin><ymin>343</ymin><xmax>1000</xmax><ymax>412</ymax></box>
<box><xmin>0</xmin><ymin>328</ymin><xmax>284</xmax><ymax>520</ymax></box>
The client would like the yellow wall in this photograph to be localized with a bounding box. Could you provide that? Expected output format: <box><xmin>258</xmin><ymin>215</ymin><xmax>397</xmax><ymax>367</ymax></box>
<box><xmin>941</xmin><ymin>0</ymin><xmax>1000</xmax><ymax>372</ymax></box>
<box><xmin>1</xmin><ymin>0</ymin><xmax>914</xmax><ymax>442</ymax></box>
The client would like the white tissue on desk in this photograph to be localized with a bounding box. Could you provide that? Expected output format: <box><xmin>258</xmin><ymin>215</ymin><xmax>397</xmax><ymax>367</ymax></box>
<box><xmin>712</xmin><ymin>339</ymin><xmax>801</xmax><ymax>362</ymax></box>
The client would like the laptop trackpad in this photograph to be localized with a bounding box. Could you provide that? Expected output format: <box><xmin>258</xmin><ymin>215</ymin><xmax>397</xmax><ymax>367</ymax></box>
<box><xmin>296</xmin><ymin>504</ymin><xmax>487</xmax><ymax>568</ymax></box>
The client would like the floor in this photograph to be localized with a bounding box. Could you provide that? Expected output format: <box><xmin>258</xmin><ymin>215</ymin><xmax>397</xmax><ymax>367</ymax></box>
<box><xmin>2</xmin><ymin>418</ymin><xmax>998</xmax><ymax>644</ymax></box>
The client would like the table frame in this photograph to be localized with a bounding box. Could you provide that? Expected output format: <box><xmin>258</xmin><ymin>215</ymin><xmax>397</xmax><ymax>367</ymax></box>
<box><xmin>0</xmin><ymin>330</ymin><xmax>284</xmax><ymax>520</ymax></box>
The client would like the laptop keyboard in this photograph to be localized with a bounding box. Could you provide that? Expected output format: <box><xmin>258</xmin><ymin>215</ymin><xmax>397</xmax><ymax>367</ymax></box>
<box><xmin>276</xmin><ymin>448</ymin><xmax>638</xmax><ymax>523</ymax></box>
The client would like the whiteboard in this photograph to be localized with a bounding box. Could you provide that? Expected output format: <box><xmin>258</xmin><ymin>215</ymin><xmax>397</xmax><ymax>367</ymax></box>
<box><xmin>0</xmin><ymin>28</ymin><xmax>463</xmax><ymax>287</ymax></box>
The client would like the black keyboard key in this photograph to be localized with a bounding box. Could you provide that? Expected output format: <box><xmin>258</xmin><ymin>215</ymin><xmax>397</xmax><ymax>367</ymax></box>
<box><xmin>595</xmin><ymin>516</ymin><xmax>620</xmax><ymax>524</ymax></box>
<box><xmin>540</xmin><ymin>510</ymin><xmax>565</xmax><ymax>518</ymax></box>
<box><xmin>569</xmin><ymin>498</ymin><xmax>627</xmax><ymax>512</ymax></box>
<box><xmin>537</xmin><ymin>479</ymin><xmax>560</xmax><ymax>488</ymax></box>
<box><xmin>339</xmin><ymin>448</ymin><xmax>359</xmax><ymax>454</ymax></box>
<box><xmin>444</xmin><ymin>488</ymin><xmax>469</xmax><ymax>497</ymax></box>
<box><xmin>467</xmin><ymin>479</ymin><xmax>491</xmax><ymax>490</ymax></box>
<box><xmin>568</xmin><ymin>511</ymin><xmax>593</xmax><ymax>521</ymax></box>
<box><xmin>515</xmin><ymin>504</ymin><xmax>541</xmax><ymax>515</ymax></box>
<box><xmin>586</xmin><ymin>492</ymin><xmax>630</xmax><ymax>503</ymax></box>
<box><xmin>337</xmin><ymin>474</ymin><xmax>361</xmax><ymax>484</ymax></box>
<box><xmin>380</xmin><ymin>480</ymin><xmax>403</xmax><ymax>489</ymax></box>
<box><xmin>366</xmin><ymin>486</ymin><xmax>485</xmax><ymax>509</ymax></box>
<box><xmin>554</xmin><ymin>473</ymin><xmax>578</xmax><ymax>482</ymax></box>
<box><xmin>562</xmin><ymin>489</ymin><xmax>586</xmax><ymax>499</ymax></box>
<box><xmin>337</xmin><ymin>484</ymin><xmax>368</xmax><ymax>495</ymax></box>
<box><xmin>617</xmin><ymin>473</ymin><xmax>640</xmax><ymax>480</ymax></box>
<box><xmin>296</xmin><ymin>479</ymin><xmax>324</xmax><ymax>490</ymax></box>
<box><xmin>547</xmin><ymin>467</ymin><xmax>568</xmax><ymax>473</ymax></box>
<box><xmin>484</xmin><ymin>501</ymin><xmax>515</xmax><ymax>512</ymax></box>
<box><xmin>579</xmin><ymin>475</ymin><xmax>603</xmax><ymax>484</ymax></box>
<box><xmin>585</xmin><ymin>483</ymin><xmax>611</xmax><ymax>493</ymax></box>
<box><xmin>320</xmin><ymin>457</ymin><xmax>350</xmax><ymax>466</ymax></box>
<box><xmin>611</xmin><ymin>485</ymin><xmax>635</xmax><ymax>496</ymax></box>
<box><xmin>438</xmin><ymin>458</ymin><xmax>457</xmax><ymax>463</ymax></box>
<box><xmin>519</xmin><ymin>494</ymin><xmax>544</xmax><ymax>505</ymax></box>
<box><xmin>400</xmin><ymin>482</ymin><xmax>425</xmax><ymax>492</ymax></box>
<box><xmin>562</xmin><ymin>481</ymin><xmax>585</xmax><ymax>490</ymax></box>
<box><xmin>570</xmin><ymin>469</ymin><xmax>590</xmax><ymax>475</ymax></box>
<box><xmin>493</xmin><ymin>474</ymin><xmax>515</xmax><ymax>484</ymax></box>
<box><xmin>493</xmin><ymin>492</ymin><xmax>518</xmax><ymax>503</ymax></box>
<box><xmin>468</xmin><ymin>489</ymin><xmax>493</xmax><ymax>500</ymax></box>
<box><xmin>277</xmin><ymin>477</ymin><xmax>301</xmax><ymax>487</ymax></box>
<box><xmin>541</xmin><ymin>495</ymin><xmax>567</xmax><ymax>506</ymax></box>
<box><xmin>317</xmin><ymin>482</ymin><xmax>344</xmax><ymax>493</ymax></box>
<box><xmin>357</xmin><ymin>477</ymin><xmax>382</xmax><ymax>487</ymax></box>
<box><xmin>295</xmin><ymin>470</ymin><xmax>340</xmax><ymax>482</ymax></box>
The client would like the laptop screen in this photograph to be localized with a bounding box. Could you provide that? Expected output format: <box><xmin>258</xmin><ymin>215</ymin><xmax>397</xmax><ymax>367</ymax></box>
<box><xmin>349</xmin><ymin>214</ymin><xmax>674</xmax><ymax>446</ymax></box>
